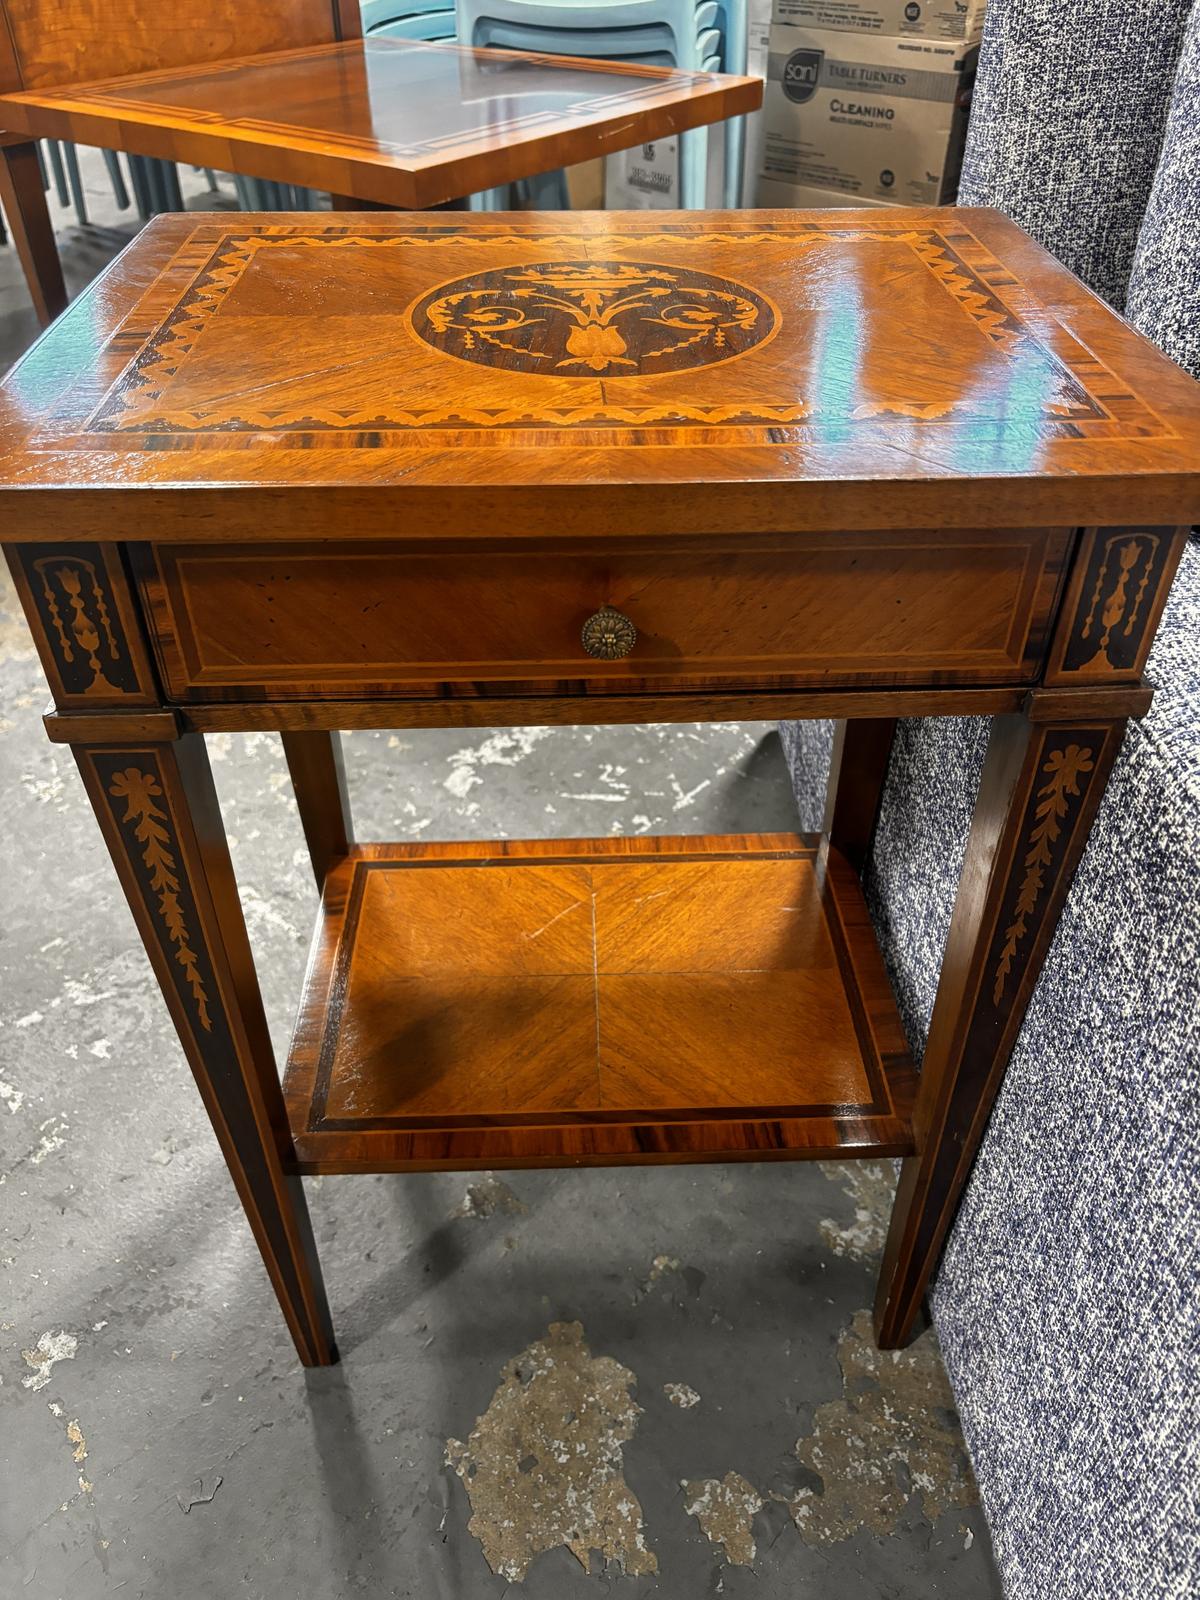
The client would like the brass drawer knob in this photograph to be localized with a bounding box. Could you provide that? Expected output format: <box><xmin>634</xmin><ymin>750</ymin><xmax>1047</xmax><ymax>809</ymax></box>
<box><xmin>581</xmin><ymin>606</ymin><xmax>637</xmax><ymax>660</ymax></box>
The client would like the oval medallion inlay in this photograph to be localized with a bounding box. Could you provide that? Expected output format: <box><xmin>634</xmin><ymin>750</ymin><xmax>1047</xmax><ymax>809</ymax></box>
<box><xmin>408</xmin><ymin>260</ymin><xmax>778</xmax><ymax>377</ymax></box>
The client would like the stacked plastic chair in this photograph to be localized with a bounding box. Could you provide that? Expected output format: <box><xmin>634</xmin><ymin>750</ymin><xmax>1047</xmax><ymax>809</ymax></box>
<box><xmin>362</xmin><ymin>0</ymin><xmax>525</xmax><ymax>208</ymax></box>
<box><xmin>362</xmin><ymin>0</ymin><xmax>458</xmax><ymax>40</ymax></box>
<box><xmin>455</xmin><ymin>0</ymin><xmax>747</xmax><ymax>207</ymax></box>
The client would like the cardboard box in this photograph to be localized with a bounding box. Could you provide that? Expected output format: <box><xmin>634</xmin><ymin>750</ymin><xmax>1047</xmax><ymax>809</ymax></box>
<box><xmin>752</xmin><ymin>174</ymin><xmax>902</xmax><ymax>207</ymax></box>
<box><xmin>773</xmin><ymin>0</ymin><xmax>986</xmax><ymax>44</ymax></box>
<box><xmin>604</xmin><ymin>121</ymin><xmax>762</xmax><ymax>210</ymax></box>
<box><xmin>760</xmin><ymin>24</ymin><xmax>974</xmax><ymax>204</ymax></box>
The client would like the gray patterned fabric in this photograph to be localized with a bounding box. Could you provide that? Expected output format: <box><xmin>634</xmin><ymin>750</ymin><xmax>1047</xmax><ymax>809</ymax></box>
<box><xmin>782</xmin><ymin>2</ymin><xmax>1200</xmax><ymax>1591</ymax></box>
<box><xmin>1126</xmin><ymin>2</ymin><xmax>1200</xmax><ymax>373</ymax></box>
<box><xmin>958</xmin><ymin>0</ymin><xmax>1194</xmax><ymax>308</ymax></box>
<box><xmin>780</xmin><ymin>548</ymin><xmax>1200</xmax><ymax>1596</ymax></box>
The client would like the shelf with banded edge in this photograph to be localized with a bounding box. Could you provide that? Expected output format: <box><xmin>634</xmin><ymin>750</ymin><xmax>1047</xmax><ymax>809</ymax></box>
<box><xmin>281</xmin><ymin>832</ymin><xmax>916</xmax><ymax>1173</ymax></box>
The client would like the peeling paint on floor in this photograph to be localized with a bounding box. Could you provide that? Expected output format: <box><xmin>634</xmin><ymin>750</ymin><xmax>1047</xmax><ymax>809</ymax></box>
<box><xmin>647</xmin><ymin>1253</ymin><xmax>679</xmax><ymax>1283</ymax></box>
<box><xmin>788</xmin><ymin>1310</ymin><xmax>979</xmax><ymax>1542</ymax></box>
<box><xmin>28</xmin><ymin>1116</ymin><xmax>69</xmax><ymax>1166</ymax></box>
<box><xmin>21</xmin><ymin>1331</ymin><xmax>78</xmax><ymax>1392</ymax></box>
<box><xmin>664</xmin><ymin>1382</ymin><xmax>701</xmax><ymax>1409</ymax></box>
<box><xmin>450</xmin><ymin>1174</ymin><xmax>528</xmax><ymax>1219</ymax></box>
<box><xmin>817</xmin><ymin>1161</ymin><xmax>897</xmax><ymax>1263</ymax></box>
<box><xmin>446</xmin><ymin>1321</ymin><xmax>657</xmax><ymax>1583</ymax></box>
<box><xmin>683</xmin><ymin>1472</ymin><xmax>764</xmax><ymax>1566</ymax></box>
<box><xmin>444</xmin><ymin>727</ymin><xmax>555</xmax><ymax>799</ymax></box>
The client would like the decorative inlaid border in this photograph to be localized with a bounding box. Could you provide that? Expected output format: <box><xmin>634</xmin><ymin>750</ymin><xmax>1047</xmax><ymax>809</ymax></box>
<box><xmin>78</xmin><ymin>221</ymin><xmax>1168</xmax><ymax>443</ymax></box>
<box><xmin>991</xmin><ymin>739</ymin><xmax>1095</xmax><ymax>1004</ymax></box>
<box><xmin>87</xmin><ymin>751</ymin><xmax>218</xmax><ymax>1036</ymax></box>
<box><xmin>980</xmin><ymin>724</ymin><xmax>1130</xmax><ymax>1027</ymax></box>
<box><xmin>106</xmin><ymin>763</ymin><xmax>213</xmax><ymax>1028</ymax></box>
<box><xmin>1047</xmin><ymin>525</ymin><xmax>1189</xmax><ymax>683</ymax></box>
<box><xmin>8</xmin><ymin>542</ymin><xmax>158</xmax><ymax>705</ymax></box>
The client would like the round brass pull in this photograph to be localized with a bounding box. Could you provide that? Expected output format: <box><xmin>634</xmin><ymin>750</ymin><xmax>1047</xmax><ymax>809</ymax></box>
<box><xmin>581</xmin><ymin>606</ymin><xmax>637</xmax><ymax>661</ymax></box>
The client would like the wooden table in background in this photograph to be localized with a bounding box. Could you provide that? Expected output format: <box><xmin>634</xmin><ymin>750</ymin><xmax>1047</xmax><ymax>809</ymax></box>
<box><xmin>0</xmin><ymin>27</ymin><xmax>760</xmax><ymax>324</ymax></box>
<box><xmin>2</xmin><ymin>206</ymin><xmax>1197</xmax><ymax>1368</ymax></box>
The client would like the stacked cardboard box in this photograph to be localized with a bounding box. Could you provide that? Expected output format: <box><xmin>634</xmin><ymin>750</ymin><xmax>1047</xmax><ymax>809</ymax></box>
<box><xmin>776</xmin><ymin>0</ymin><xmax>985</xmax><ymax>43</ymax></box>
<box><xmin>751</xmin><ymin>0</ymin><xmax>982</xmax><ymax>209</ymax></box>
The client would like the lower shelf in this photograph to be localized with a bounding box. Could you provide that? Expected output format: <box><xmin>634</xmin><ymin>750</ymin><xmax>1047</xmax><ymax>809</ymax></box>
<box><xmin>282</xmin><ymin>832</ymin><xmax>916</xmax><ymax>1172</ymax></box>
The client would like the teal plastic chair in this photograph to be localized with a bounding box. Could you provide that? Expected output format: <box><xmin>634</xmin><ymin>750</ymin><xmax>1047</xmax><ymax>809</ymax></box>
<box><xmin>41</xmin><ymin>141</ymin><xmax>132</xmax><ymax>227</ymax></box>
<box><xmin>457</xmin><ymin>0</ymin><xmax>747</xmax><ymax>206</ymax></box>
<box><xmin>364</xmin><ymin>0</ymin><xmax>533</xmax><ymax>208</ymax></box>
<box><xmin>362</xmin><ymin>0</ymin><xmax>458</xmax><ymax>38</ymax></box>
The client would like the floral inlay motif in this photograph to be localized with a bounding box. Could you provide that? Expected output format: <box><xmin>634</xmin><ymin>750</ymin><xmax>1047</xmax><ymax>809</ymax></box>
<box><xmin>109</xmin><ymin>767</ymin><xmax>212</xmax><ymax>1030</ymax></box>
<box><xmin>410</xmin><ymin>260</ymin><xmax>776</xmax><ymax>377</ymax></box>
<box><xmin>1078</xmin><ymin>532</ymin><xmax>1161</xmax><ymax>670</ymax></box>
<box><xmin>993</xmin><ymin>744</ymin><xmax>1095</xmax><ymax>1005</ymax></box>
<box><xmin>34</xmin><ymin>558</ymin><xmax>123</xmax><ymax>696</ymax></box>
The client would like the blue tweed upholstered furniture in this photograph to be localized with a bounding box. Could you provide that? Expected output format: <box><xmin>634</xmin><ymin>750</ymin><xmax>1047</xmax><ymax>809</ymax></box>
<box><xmin>782</xmin><ymin>4</ymin><xmax>1200</xmax><ymax>1595</ymax></box>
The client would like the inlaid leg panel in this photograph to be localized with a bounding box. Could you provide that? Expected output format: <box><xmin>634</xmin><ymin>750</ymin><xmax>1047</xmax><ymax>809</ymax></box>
<box><xmin>873</xmin><ymin>711</ymin><xmax>1128</xmax><ymax>1347</ymax></box>
<box><xmin>73</xmin><ymin>732</ymin><xmax>336</xmax><ymax>1367</ymax></box>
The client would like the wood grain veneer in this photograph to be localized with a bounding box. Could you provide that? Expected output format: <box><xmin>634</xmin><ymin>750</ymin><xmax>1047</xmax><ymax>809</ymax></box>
<box><xmin>282</xmin><ymin>834</ymin><xmax>917</xmax><ymax>1170</ymax></box>
<box><xmin>134</xmin><ymin>530</ymin><xmax>1071</xmax><ymax>701</ymax></box>
<box><xmin>0</xmin><ymin>37</ymin><xmax>760</xmax><ymax>211</ymax></box>
<box><xmin>0</xmin><ymin>210</ymin><xmax>1198</xmax><ymax>535</ymax></box>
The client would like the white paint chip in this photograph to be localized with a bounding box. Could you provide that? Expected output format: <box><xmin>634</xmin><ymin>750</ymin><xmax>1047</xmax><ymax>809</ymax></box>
<box><xmin>0</xmin><ymin>1079</ymin><xmax>25</xmax><ymax>1114</ymax></box>
<box><xmin>664</xmin><ymin>1382</ymin><xmax>701</xmax><ymax>1409</ymax></box>
<box><xmin>29</xmin><ymin>1117</ymin><xmax>69</xmax><ymax>1165</ymax></box>
<box><xmin>21</xmin><ymin>1330</ymin><xmax>78</xmax><ymax>1391</ymax></box>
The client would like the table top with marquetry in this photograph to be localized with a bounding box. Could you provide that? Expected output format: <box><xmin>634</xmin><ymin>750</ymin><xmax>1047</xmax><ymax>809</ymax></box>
<box><xmin>0</xmin><ymin>38</ymin><xmax>760</xmax><ymax>208</ymax></box>
<box><xmin>1</xmin><ymin>205</ymin><xmax>1199</xmax><ymax>539</ymax></box>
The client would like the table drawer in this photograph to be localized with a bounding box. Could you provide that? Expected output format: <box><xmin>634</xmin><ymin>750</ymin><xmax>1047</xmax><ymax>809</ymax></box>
<box><xmin>136</xmin><ymin>531</ymin><xmax>1072</xmax><ymax>701</ymax></box>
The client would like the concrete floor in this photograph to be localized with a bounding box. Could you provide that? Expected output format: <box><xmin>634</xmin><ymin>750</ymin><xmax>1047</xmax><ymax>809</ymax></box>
<box><xmin>0</xmin><ymin>152</ymin><xmax>1003</xmax><ymax>1599</ymax></box>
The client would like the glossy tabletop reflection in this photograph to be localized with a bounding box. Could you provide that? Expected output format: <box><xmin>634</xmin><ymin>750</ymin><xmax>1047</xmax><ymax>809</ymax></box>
<box><xmin>1</xmin><ymin>206</ymin><xmax>1199</xmax><ymax>538</ymax></box>
<box><xmin>0</xmin><ymin>39</ymin><xmax>761</xmax><ymax>207</ymax></box>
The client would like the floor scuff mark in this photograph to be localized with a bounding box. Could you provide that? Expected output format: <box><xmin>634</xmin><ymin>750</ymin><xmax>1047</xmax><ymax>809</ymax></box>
<box><xmin>664</xmin><ymin>1383</ymin><xmax>701</xmax><ymax>1409</ymax></box>
<box><xmin>683</xmin><ymin>1472</ymin><xmax>763</xmax><ymax>1566</ymax></box>
<box><xmin>632</xmin><ymin>1252</ymin><xmax>680</xmax><ymax>1304</ymax></box>
<box><xmin>451</xmin><ymin>1174</ymin><xmax>528</xmax><ymax>1220</ymax></box>
<box><xmin>177</xmin><ymin>1475</ymin><xmax>223</xmax><ymax>1513</ymax></box>
<box><xmin>55</xmin><ymin>1413</ymin><xmax>92</xmax><ymax>1494</ymax></box>
<box><xmin>446</xmin><ymin>1320</ymin><xmax>657</xmax><ymax>1583</ymax></box>
<box><xmin>28</xmin><ymin>1116</ymin><xmax>69</xmax><ymax>1166</ymax></box>
<box><xmin>21</xmin><ymin>1330</ymin><xmax>78</xmax><ymax>1391</ymax></box>
<box><xmin>787</xmin><ymin>1310</ymin><xmax>978</xmax><ymax>1542</ymax></box>
<box><xmin>816</xmin><ymin>1161</ymin><xmax>897</xmax><ymax>1263</ymax></box>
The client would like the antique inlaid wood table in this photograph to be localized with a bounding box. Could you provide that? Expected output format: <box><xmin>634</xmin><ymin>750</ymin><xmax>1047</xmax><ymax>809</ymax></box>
<box><xmin>2</xmin><ymin>208</ymin><xmax>1197</xmax><ymax>1367</ymax></box>
<box><xmin>0</xmin><ymin>31</ymin><xmax>760</xmax><ymax>324</ymax></box>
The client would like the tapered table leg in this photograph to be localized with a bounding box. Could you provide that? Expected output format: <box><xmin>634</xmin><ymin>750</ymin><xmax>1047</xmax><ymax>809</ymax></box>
<box><xmin>282</xmin><ymin>730</ymin><xmax>353</xmax><ymax>890</ymax></box>
<box><xmin>874</xmin><ymin>708</ymin><xmax>1128</xmax><ymax>1347</ymax></box>
<box><xmin>823</xmin><ymin>717</ymin><xmax>897</xmax><ymax>872</ymax></box>
<box><xmin>0</xmin><ymin>139</ymin><xmax>68</xmax><ymax>325</ymax></box>
<box><xmin>73</xmin><ymin>731</ymin><xmax>337</xmax><ymax>1366</ymax></box>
